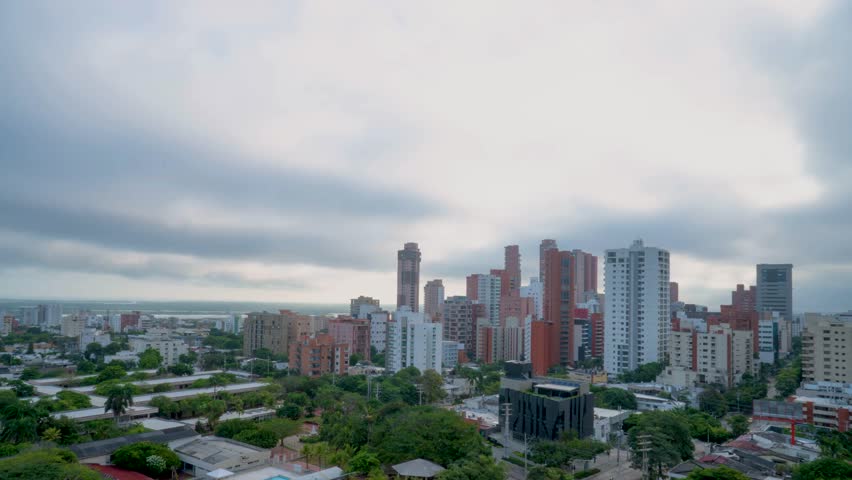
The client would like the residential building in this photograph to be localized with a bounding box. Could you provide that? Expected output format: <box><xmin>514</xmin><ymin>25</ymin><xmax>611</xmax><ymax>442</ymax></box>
<box><xmin>670</xmin><ymin>282</ymin><xmax>679</xmax><ymax>303</ymax></box>
<box><xmin>442</xmin><ymin>340</ymin><xmax>462</xmax><ymax>369</ymax></box>
<box><xmin>504</xmin><ymin>245</ymin><xmax>522</xmax><ymax>294</ymax></box>
<box><xmin>288</xmin><ymin>334</ymin><xmax>348</xmax><ymax>377</ymax></box>
<box><xmin>539</xmin><ymin>239</ymin><xmax>558</xmax><ymax>284</ymax></box>
<box><xmin>732</xmin><ymin>284</ymin><xmax>758</xmax><ymax>316</ymax></box>
<box><xmin>758</xmin><ymin>312</ymin><xmax>792</xmax><ymax>364</ymax></box>
<box><xmin>39</xmin><ymin>304</ymin><xmax>63</xmax><ymax>329</ymax></box>
<box><xmin>789</xmin><ymin>395</ymin><xmax>851</xmax><ymax>432</ymax></box>
<box><xmin>386</xmin><ymin>307</ymin><xmax>442</xmax><ymax>373</ymax></box>
<box><xmin>328</xmin><ymin>316</ymin><xmax>371</xmax><ymax>362</ymax></box>
<box><xmin>80</xmin><ymin>329</ymin><xmax>111</xmax><ymax>350</ymax></box>
<box><xmin>242</xmin><ymin>310</ymin><xmax>310</xmax><ymax>357</ymax></box>
<box><xmin>466</xmin><ymin>273</ymin><xmax>501</xmax><ymax>327</ymax></box>
<box><xmin>120</xmin><ymin>312</ymin><xmax>141</xmax><ymax>332</ymax></box>
<box><xmin>520</xmin><ymin>277</ymin><xmax>543</xmax><ymax>319</ymax></box>
<box><xmin>756</xmin><ymin>264</ymin><xmax>793</xmax><ymax>321</ymax></box>
<box><xmin>367</xmin><ymin>310</ymin><xmax>390</xmax><ymax>353</ymax></box>
<box><xmin>397</xmin><ymin>242</ymin><xmax>421</xmax><ymax>312</ymax></box>
<box><xmin>129</xmin><ymin>329</ymin><xmax>188</xmax><ymax>366</ymax></box>
<box><xmin>424</xmin><ymin>279</ymin><xmax>445</xmax><ymax>322</ymax></box>
<box><xmin>499</xmin><ymin>361</ymin><xmax>594</xmax><ymax>440</ymax></box>
<box><xmin>543</xmin><ymin>248</ymin><xmax>576</xmax><ymax>367</ymax></box>
<box><xmin>604</xmin><ymin>240</ymin><xmax>671</xmax><ymax>375</ymax></box>
<box><xmin>801</xmin><ymin>313</ymin><xmax>852</xmax><ymax>384</ymax></box>
<box><xmin>61</xmin><ymin>315</ymin><xmax>86</xmax><ymax>338</ymax></box>
<box><xmin>350</xmin><ymin>296</ymin><xmax>381</xmax><ymax>317</ymax></box>
<box><xmin>442</xmin><ymin>296</ymin><xmax>474</xmax><ymax>358</ymax></box>
<box><xmin>571</xmin><ymin>249</ymin><xmax>599</xmax><ymax>303</ymax></box>
<box><xmin>666</xmin><ymin>323</ymin><xmax>755</xmax><ymax>388</ymax></box>
<box><xmin>1</xmin><ymin>315</ymin><xmax>16</xmax><ymax>336</ymax></box>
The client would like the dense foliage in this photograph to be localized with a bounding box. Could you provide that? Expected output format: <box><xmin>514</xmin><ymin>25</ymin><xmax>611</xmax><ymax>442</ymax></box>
<box><xmin>0</xmin><ymin>448</ymin><xmax>100</xmax><ymax>480</ymax></box>
<box><xmin>617</xmin><ymin>362</ymin><xmax>665</xmax><ymax>383</ymax></box>
<box><xmin>686</xmin><ymin>466</ymin><xmax>750</xmax><ymax>480</ymax></box>
<box><xmin>529</xmin><ymin>433</ymin><xmax>609</xmax><ymax>468</ymax></box>
<box><xmin>593</xmin><ymin>387</ymin><xmax>637</xmax><ymax>410</ymax></box>
<box><xmin>437</xmin><ymin>455</ymin><xmax>505</xmax><ymax>480</ymax></box>
<box><xmin>111</xmin><ymin>441</ymin><xmax>181</xmax><ymax>478</ymax></box>
<box><xmin>792</xmin><ymin>458</ymin><xmax>852</xmax><ymax>480</ymax></box>
<box><xmin>626</xmin><ymin>410</ymin><xmax>694</xmax><ymax>478</ymax></box>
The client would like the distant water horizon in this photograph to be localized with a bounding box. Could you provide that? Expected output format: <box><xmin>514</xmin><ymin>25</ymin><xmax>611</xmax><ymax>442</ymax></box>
<box><xmin>0</xmin><ymin>298</ymin><xmax>350</xmax><ymax>317</ymax></box>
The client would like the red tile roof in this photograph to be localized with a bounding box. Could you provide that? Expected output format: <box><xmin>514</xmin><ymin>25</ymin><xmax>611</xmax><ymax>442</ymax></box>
<box><xmin>88</xmin><ymin>464</ymin><xmax>155</xmax><ymax>480</ymax></box>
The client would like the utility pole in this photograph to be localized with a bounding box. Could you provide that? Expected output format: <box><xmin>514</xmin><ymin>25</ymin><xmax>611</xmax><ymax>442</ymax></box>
<box><xmin>637</xmin><ymin>434</ymin><xmax>652</xmax><ymax>480</ymax></box>
<box><xmin>502</xmin><ymin>402</ymin><xmax>512</xmax><ymax>458</ymax></box>
<box><xmin>416</xmin><ymin>384</ymin><xmax>424</xmax><ymax>405</ymax></box>
<box><xmin>375</xmin><ymin>381</ymin><xmax>381</xmax><ymax>401</ymax></box>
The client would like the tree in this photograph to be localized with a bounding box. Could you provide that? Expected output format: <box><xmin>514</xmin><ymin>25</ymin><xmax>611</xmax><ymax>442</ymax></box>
<box><xmin>56</xmin><ymin>390</ymin><xmax>92</xmax><ymax>409</ymax></box>
<box><xmin>179</xmin><ymin>351</ymin><xmax>198</xmax><ymax>365</ymax></box>
<box><xmin>202</xmin><ymin>399</ymin><xmax>227</xmax><ymax>430</ymax></box>
<box><xmin>41</xmin><ymin>427</ymin><xmax>62</xmax><ymax>443</ymax></box>
<box><xmin>618</xmin><ymin>362</ymin><xmax>665</xmax><ymax>383</ymax></box>
<box><xmin>215</xmin><ymin>419</ymin><xmax>257</xmax><ymax>439</ymax></box>
<box><xmin>421</xmin><ymin>369</ymin><xmax>447</xmax><ymax>404</ymax></box>
<box><xmin>97</xmin><ymin>364</ymin><xmax>126</xmax><ymax>383</ymax></box>
<box><xmin>19</xmin><ymin>367</ymin><xmax>40</xmax><ymax>381</ymax></box>
<box><xmin>0</xmin><ymin>401</ymin><xmax>43</xmax><ymax>443</ymax></box>
<box><xmin>698</xmin><ymin>388</ymin><xmax>727</xmax><ymax>418</ymax></box>
<box><xmin>816</xmin><ymin>430</ymin><xmax>852</xmax><ymax>460</ymax></box>
<box><xmin>792</xmin><ymin>458</ymin><xmax>852</xmax><ymax>480</ymax></box>
<box><xmin>526</xmin><ymin>466</ymin><xmax>570</xmax><ymax>480</ymax></box>
<box><xmin>9</xmin><ymin>380</ymin><xmax>35</xmax><ymax>398</ymax></box>
<box><xmin>0</xmin><ymin>448</ymin><xmax>101</xmax><ymax>480</ymax></box>
<box><xmin>686</xmin><ymin>466</ymin><xmax>750</xmax><ymax>480</ymax></box>
<box><xmin>138</xmin><ymin>348</ymin><xmax>163</xmax><ymax>369</ymax></box>
<box><xmin>370</xmin><ymin>406</ymin><xmax>488</xmax><ymax>466</ymax></box>
<box><xmin>104</xmin><ymin>383</ymin><xmax>135</xmax><ymax>424</ymax></box>
<box><xmin>596</xmin><ymin>388</ymin><xmax>638</xmax><ymax>410</ymax></box>
<box><xmin>728</xmin><ymin>414</ymin><xmax>749</xmax><ymax>437</ymax></box>
<box><xmin>111</xmin><ymin>441</ymin><xmax>181</xmax><ymax>478</ymax></box>
<box><xmin>76</xmin><ymin>359</ymin><xmax>96</xmax><ymax>374</ymax></box>
<box><xmin>437</xmin><ymin>455</ymin><xmax>505</xmax><ymax>480</ymax></box>
<box><xmin>168</xmin><ymin>363</ymin><xmax>194</xmax><ymax>376</ymax></box>
<box><xmin>278</xmin><ymin>403</ymin><xmax>303</xmax><ymax>420</ymax></box>
<box><xmin>233</xmin><ymin>428</ymin><xmax>279</xmax><ymax>448</ymax></box>
<box><xmin>627</xmin><ymin>411</ymin><xmax>693</xmax><ymax>478</ymax></box>
<box><xmin>350</xmin><ymin>353</ymin><xmax>363</xmax><ymax>366</ymax></box>
<box><xmin>349</xmin><ymin>451</ymin><xmax>381</xmax><ymax>474</ymax></box>
<box><xmin>259</xmin><ymin>418</ymin><xmax>300</xmax><ymax>446</ymax></box>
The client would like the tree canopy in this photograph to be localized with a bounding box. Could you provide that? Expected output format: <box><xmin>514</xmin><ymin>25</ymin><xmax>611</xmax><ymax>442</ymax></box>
<box><xmin>594</xmin><ymin>387</ymin><xmax>637</xmax><ymax>410</ymax></box>
<box><xmin>792</xmin><ymin>458</ymin><xmax>852</xmax><ymax>480</ymax></box>
<box><xmin>0</xmin><ymin>448</ymin><xmax>101</xmax><ymax>480</ymax></box>
<box><xmin>686</xmin><ymin>466</ymin><xmax>750</xmax><ymax>480</ymax></box>
<box><xmin>626</xmin><ymin>410</ymin><xmax>694</xmax><ymax>478</ymax></box>
<box><xmin>111</xmin><ymin>441</ymin><xmax>181</xmax><ymax>478</ymax></box>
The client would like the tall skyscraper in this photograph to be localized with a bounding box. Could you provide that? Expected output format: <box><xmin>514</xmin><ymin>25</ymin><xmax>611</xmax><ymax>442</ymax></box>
<box><xmin>424</xmin><ymin>279</ymin><xmax>445</xmax><ymax>322</ymax></box>
<box><xmin>504</xmin><ymin>245</ymin><xmax>521</xmax><ymax>295</ymax></box>
<box><xmin>603</xmin><ymin>240</ymin><xmax>671</xmax><ymax>375</ymax></box>
<box><xmin>756</xmin><ymin>264</ymin><xmax>793</xmax><ymax>320</ymax></box>
<box><xmin>571</xmin><ymin>249</ymin><xmax>599</xmax><ymax>303</ymax></box>
<box><xmin>539</xmin><ymin>239</ymin><xmax>558</xmax><ymax>284</ymax></box>
<box><xmin>544</xmin><ymin>249</ymin><xmax>577</xmax><ymax>366</ymax></box>
<box><xmin>397</xmin><ymin>242</ymin><xmax>421</xmax><ymax>312</ymax></box>
<box><xmin>466</xmin><ymin>273</ymin><xmax>501</xmax><ymax>327</ymax></box>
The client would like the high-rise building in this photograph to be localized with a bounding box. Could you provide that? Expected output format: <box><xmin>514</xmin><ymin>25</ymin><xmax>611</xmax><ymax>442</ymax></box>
<box><xmin>350</xmin><ymin>296</ymin><xmax>381</xmax><ymax>317</ymax></box>
<box><xmin>505</xmin><ymin>245</ymin><xmax>522</xmax><ymax>295</ymax></box>
<box><xmin>288</xmin><ymin>334</ymin><xmax>348</xmax><ymax>377</ymax></box>
<box><xmin>756</xmin><ymin>264</ymin><xmax>793</xmax><ymax>320</ymax></box>
<box><xmin>397</xmin><ymin>242</ymin><xmax>421</xmax><ymax>312</ymax></box>
<box><xmin>329</xmin><ymin>316</ymin><xmax>371</xmax><ymax>362</ymax></box>
<box><xmin>543</xmin><ymin>249</ymin><xmax>578</xmax><ymax>367</ymax></box>
<box><xmin>732</xmin><ymin>284</ymin><xmax>757</xmax><ymax>315</ymax></box>
<box><xmin>539</xmin><ymin>239</ymin><xmax>558</xmax><ymax>285</ymax></box>
<box><xmin>801</xmin><ymin>314</ymin><xmax>852</xmax><ymax>385</ymax></box>
<box><xmin>129</xmin><ymin>329</ymin><xmax>189</xmax><ymax>366</ymax></box>
<box><xmin>571</xmin><ymin>250</ymin><xmax>599</xmax><ymax>303</ymax></box>
<box><xmin>387</xmin><ymin>307</ymin><xmax>442</xmax><ymax>373</ymax></box>
<box><xmin>367</xmin><ymin>310</ymin><xmax>390</xmax><ymax>353</ymax></box>
<box><xmin>466</xmin><ymin>273</ymin><xmax>501</xmax><ymax>327</ymax></box>
<box><xmin>520</xmin><ymin>277</ymin><xmax>543</xmax><ymax>319</ymax></box>
<box><xmin>665</xmin><ymin>323</ymin><xmax>755</xmax><ymax>388</ymax></box>
<box><xmin>243</xmin><ymin>310</ymin><xmax>310</xmax><ymax>357</ymax></box>
<box><xmin>669</xmin><ymin>282</ymin><xmax>679</xmax><ymax>303</ymax></box>
<box><xmin>1</xmin><ymin>315</ymin><xmax>15</xmax><ymax>336</ymax></box>
<box><xmin>443</xmin><ymin>296</ymin><xmax>475</xmax><ymax>358</ymax></box>
<box><xmin>61</xmin><ymin>315</ymin><xmax>85</xmax><ymax>338</ymax></box>
<box><xmin>604</xmin><ymin>240</ymin><xmax>671</xmax><ymax>375</ymax></box>
<box><xmin>424</xmin><ymin>279</ymin><xmax>445</xmax><ymax>322</ymax></box>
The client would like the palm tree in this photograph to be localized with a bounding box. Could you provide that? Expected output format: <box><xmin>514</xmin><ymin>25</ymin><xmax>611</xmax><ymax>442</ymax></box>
<box><xmin>41</xmin><ymin>426</ymin><xmax>62</xmax><ymax>443</ymax></box>
<box><xmin>0</xmin><ymin>402</ymin><xmax>41</xmax><ymax>443</ymax></box>
<box><xmin>105</xmin><ymin>383</ymin><xmax>135</xmax><ymax>425</ymax></box>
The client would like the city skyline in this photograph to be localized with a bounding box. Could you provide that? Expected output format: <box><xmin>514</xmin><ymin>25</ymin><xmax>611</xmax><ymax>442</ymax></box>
<box><xmin>2</xmin><ymin>2</ymin><xmax>852</xmax><ymax>313</ymax></box>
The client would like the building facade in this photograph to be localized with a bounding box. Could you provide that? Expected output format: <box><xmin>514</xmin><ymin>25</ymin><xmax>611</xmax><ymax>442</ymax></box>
<box><xmin>756</xmin><ymin>264</ymin><xmax>793</xmax><ymax>320</ymax></box>
<box><xmin>442</xmin><ymin>296</ymin><xmax>474</xmax><ymax>358</ymax></box>
<box><xmin>350</xmin><ymin>296</ymin><xmax>381</xmax><ymax>317</ymax></box>
<box><xmin>129</xmin><ymin>329</ymin><xmax>188</xmax><ymax>366</ymax></box>
<box><xmin>288</xmin><ymin>334</ymin><xmax>348</xmax><ymax>377</ymax></box>
<box><xmin>386</xmin><ymin>308</ymin><xmax>442</xmax><ymax>373</ymax></box>
<box><xmin>424</xmin><ymin>279</ymin><xmax>445</xmax><ymax>322</ymax></box>
<box><xmin>397</xmin><ymin>242</ymin><xmax>421</xmax><ymax>312</ymax></box>
<box><xmin>520</xmin><ymin>277</ymin><xmax>544</xmax><ymax>320</ymax></box>
<box><xmin>242</xmin><ymin>310</ymin><xmax>310</xmax><ymax>357</ymax></box>
<box><xmin>604</xmin><ymin>240</ymin><xmax>671</xmax><ymax>375</ymax></box>
<box><xmin>328</xmin><ymin>316</ymin><xmax>371</xmax><ymax>362</ymax></box>
<box><xmin>802</xmin><ymin>313</ymin><xmax>852</xmax><ymax>385</ymax></box>
<box><xmin>367</xmin><ymin>310</ymin><xmax>390</xmax><ymax>353</ymax></box>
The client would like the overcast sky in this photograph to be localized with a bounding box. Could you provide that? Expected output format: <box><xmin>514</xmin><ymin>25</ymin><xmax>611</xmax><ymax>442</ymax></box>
<box><xmin>2</xmin><ymin>1</ymin><xmax>851</xmax><ymax>312</ymax></box>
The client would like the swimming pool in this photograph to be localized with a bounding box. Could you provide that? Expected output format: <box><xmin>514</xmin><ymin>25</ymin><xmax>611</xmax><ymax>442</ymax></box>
<box><xmin>265</xmin><ymin>476</ymin><xmax>291</xmax><ymax>480</ymax></box>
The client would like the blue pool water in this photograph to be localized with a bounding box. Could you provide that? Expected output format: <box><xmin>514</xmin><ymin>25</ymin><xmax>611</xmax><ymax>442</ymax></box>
<box><xmin>266</xmin><ymin>476</ymin><xmax>291</xmax><ymax>480</ymax></box>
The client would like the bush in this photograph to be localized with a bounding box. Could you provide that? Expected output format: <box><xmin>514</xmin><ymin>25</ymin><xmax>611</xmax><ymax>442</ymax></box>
<box><xmin>111</xmin><ymin>441</ymin><xmax>180</xmax><ymax>478</ymax></box>
<box><xmin>0</xmin><ymin>448</ymin><xmax>101</xmax><ymax>480</ymax></box>
<box><xmin>575</xmin><ymin>468</ymin><xmax>601</xmax><ymax>479</ymax></box>
<box><xmin>233</xmin><ymin>429</ymin><xmax>278</xmax><ymax>448</ymax></box>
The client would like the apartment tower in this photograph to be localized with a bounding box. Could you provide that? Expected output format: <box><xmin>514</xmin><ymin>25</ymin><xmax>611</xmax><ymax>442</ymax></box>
<box><xmin>397</xmin><ymin>242</ymin><xmax>422</xmax><ymax>312</ymax></box>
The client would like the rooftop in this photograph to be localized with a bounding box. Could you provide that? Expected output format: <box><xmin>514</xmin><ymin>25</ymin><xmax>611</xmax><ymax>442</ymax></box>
<box><xmin>70</xmin><ymin>425</ymin><xmax>198</xmax><ymax>459</ymax></box>
<box><xmin>392</xmin><ymin>459</ymin><xmax>446</xmax><ymax>478</ymax></box>
<box><xmin>174</xmin><ymin>436</ymin><xmax>267</xmax><ymax>464</ymax></box>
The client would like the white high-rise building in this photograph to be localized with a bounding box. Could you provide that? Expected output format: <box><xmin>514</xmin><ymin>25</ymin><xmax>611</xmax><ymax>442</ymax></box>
<box><xmin>472</xmin><ymin>274</ymin><xmax>502</xmax><ymax>327</ymax></box>
<box><xmin>61</xmin><ymin>315</ymin><xmax>85</xmax><ymax>338</ymax></box>
<box><xmin>520</xmin><ymin>277</ymin><xmax>543</xmax><ymax>319</ymax></box>
<box><xmin>367</xmin><ymin>310</ymin><xmax>390</xmax><ymax>353</ymax></box>
<box><xmin>604</xmin><ymin>240</ymin><xmax>670</xmax><ymax>375</ymax></box>
<box><xmin>386</xmin><ymin>307</ymin><xmax>442</xmax><ymax>373</ymax></box>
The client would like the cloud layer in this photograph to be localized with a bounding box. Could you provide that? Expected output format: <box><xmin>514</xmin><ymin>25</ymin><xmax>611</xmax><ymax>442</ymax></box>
<box><xmin>1</xmin><ymin>1</ymin><xmax>850</xmax><ymax>312</ymax></box>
